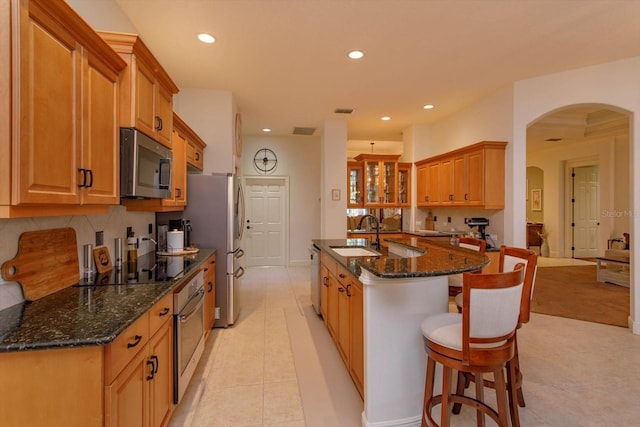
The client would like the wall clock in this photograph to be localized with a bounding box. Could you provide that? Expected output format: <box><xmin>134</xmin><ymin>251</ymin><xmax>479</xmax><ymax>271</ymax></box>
<box><xmin>253</xmin><ymin>148</ymin><xmax>278</xmax><ymax>174</ymax></box>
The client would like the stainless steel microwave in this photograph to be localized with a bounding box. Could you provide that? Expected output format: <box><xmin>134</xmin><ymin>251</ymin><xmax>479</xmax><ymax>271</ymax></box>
<box><xmin>120</xmin><ymin>128</ymin><xmax>172</xmax><ymax>199</ymax></box>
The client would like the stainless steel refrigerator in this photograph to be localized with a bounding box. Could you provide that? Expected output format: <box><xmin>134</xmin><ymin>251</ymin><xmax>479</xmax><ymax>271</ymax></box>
<box><xmin>158</xmin><ymin>173</ymin><xmax>245</xmax><ymax>327</ymax></box>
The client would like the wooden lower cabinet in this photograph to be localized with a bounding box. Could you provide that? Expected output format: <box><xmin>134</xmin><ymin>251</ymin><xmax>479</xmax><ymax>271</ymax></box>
<box><xmin>319</xmin><ymin>253</ymin><xmax>365</xmax><ymax>397</ymax></box>
<box><xmin>203</xmin><ymin>253</ymin><xmax>217</xmax><ymax>337</ymax></box>
<box><xmin>105</xmin><ymin>294</ymin><xmax>174</xmax><ymax>427</ymax></box>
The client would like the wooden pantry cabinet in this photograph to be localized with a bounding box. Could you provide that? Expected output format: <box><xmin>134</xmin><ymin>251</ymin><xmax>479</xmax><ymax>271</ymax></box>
<box><xmin>0</xmin><ymin>0</ymin><xmax>126</xmax><ymax>218</ymax></box>
<box><xmin>415</xmin><ymin>141</ymin><xmax>507</xmax><ymax>209</ymax></box>
<box><xmin>98</xmin><ymin>31</ymin><xmax>179</xmax><ymax>149</ymax></box>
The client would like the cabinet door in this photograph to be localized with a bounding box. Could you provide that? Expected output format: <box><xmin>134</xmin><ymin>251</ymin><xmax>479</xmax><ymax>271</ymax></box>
<box><xmin>466</xmin><ymin>149</ymin><xmax>484</xmax><ymax>206</ymax></box>
<box><xmin>336</xmin><ymin>278</ymin><xmax>350</xmax><ymax>365</ymax></box>
<box><xmin>349</xmin><ymin>281</ymin><xmax>364</xmax><ymax>397</ymax></box>
<box><xmin>427</xmin><ymin>161</ymin><xmax>442</xmax><ymax>205</ymax></box>
<box><xmin>204</xmin><ymin>254</ymin><xmax>217</xmax><ymax>332</ymax></box>
<box><xmin>363</xmin><ymin>160</ymin><xmax>380</xmax><ymax>205</ymax></box>
<box><xmin>134</xmin><ymin>59</ymin><xmax>156</xmax><ymax>138</ymax></box>
<box><xmin>171</xmin><ymin>131</ymin><xmax>187</xmax><ymax>206</ymax></box>
<box><xmin>155</xmin><ymin>85</ymin><xmax>173</xmax><ymax>148</ymax></box>
<box><xmin>347</xmin><ymin>162</ymin><xmax>363</xmax><ymax>207</ymax></box>
<box><xmin>380</xmin><ymin>160</ymin><xmax>397</xmax><ymax>205</ymax></box>
<box><xmin>16</xmin><ymin>4</ymin><xmax>82</xmax><ymax>205</ymax></box>
<box><xmin>105</xmin><ymin>348</ymin><xmax>150</xmax><ymax>427</ymax></box>
<box><xmin>397</xmin><ymin>163</ymin><xmax>411</xmax><ymax>207</ymax></box>
<box><xmin>452</xmin><ymin>154</ymin><xmax>467</xmax><ymax>205</ymax></box>
<box><xmin>416</xmin><ymin>164</ymin><xmax>428</xmax><ymax>206</ymax></box>
<box><xmin>439</xmin><ymin>158</ymin><xmax>453</xmax><ymax>204</ymax></box>
<box><xmin>149</xmin><ymin>321</ymin><xmax>173</xmax><ymax>427</ymax></box>
<box><xmin>320</xmin><ymin>264</ymin><xmax>329</xmax><ymax>321</ymax></box>
<box><xmin>327</xmin><ymin>273</ymin><xmax>340</xmax><ymax>339</ymax></box>
<box><xmin>83</xmin><ymin>53</ymin><xmax>120</xmax><ymax>205</ymax></box>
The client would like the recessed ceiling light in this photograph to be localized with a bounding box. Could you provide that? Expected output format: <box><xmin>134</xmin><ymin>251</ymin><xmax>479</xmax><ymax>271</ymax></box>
<box><xmin>423</xmin><ymin>104</ymin><xmax>434</xmax><ymax>110</ymax></box>
<box><xmin>381</xmin><ymin>116</ymin><xmax>391</xmax><ymax>121</ymax></box>
<box><xmin>262</xmin><ymin>128</ymin><xmax>272</xmax><ymax>133</ymax></box>
<box><xmin>197</xmin><ymin>33</ymin><xmax>215</xmax><ymax>44</ymax></box>
<box><xmin>348</xmin><ymin>50</ymin><xmax>364</xmax><ymax>59</ymax></box>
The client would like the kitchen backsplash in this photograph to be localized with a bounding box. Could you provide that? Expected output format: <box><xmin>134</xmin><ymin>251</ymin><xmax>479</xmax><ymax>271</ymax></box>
<box><xmin>0</xmin><ymin>205</ymin><xmax>155</xmax><ymax>310</ymax></box>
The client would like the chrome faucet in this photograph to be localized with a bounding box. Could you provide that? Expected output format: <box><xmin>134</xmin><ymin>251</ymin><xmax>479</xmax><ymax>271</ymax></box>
<box><xmin>357</xmin><ymin>214</ymin><xmax>381</xmax><ymax>251</ymax></box>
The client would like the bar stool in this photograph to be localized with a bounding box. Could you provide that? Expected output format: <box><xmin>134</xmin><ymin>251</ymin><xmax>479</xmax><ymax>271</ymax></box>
<box><xmin>421</xmin><ymin>266</ymin><xmax>525</xmax><ymax>427</ymax></box>
<box><xmin>448</xmin><ymin>236</ymin><xmax>486</xmax><ymax>297</ymax></box>
<box><xmin>453</xmin><ymin>246</ymin><xmax>537</xmax><ymax>426</ymax></box>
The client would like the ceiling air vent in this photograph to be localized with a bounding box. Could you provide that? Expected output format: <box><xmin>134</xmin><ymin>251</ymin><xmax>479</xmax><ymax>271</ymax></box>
<box><xmin>292</xmin><ymin>127</ymin><xmax>316</xmax><ymax>136</ymax></box>
<box><xmin>334</xmin><ymin>108</ymin><xmax>354</xmax><ymax>114</ymax></box>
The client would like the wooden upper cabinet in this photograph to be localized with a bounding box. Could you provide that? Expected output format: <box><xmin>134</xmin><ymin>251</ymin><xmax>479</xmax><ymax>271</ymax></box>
<box><xmin>97</xmin><ymin>31</ymin><xmax>179</xmax><ymax>149</ymax></box>
<box><xmin>180</xmin><ymin>113</ymin><xmax>207</xmax><ymax>172</ymax></box>
<box><xmin>414</xmin><ymin>141</ymin><xmax>507</xmax><ymax>209</ymax></box>
<box><xmin>0</xmin><ymin>0</ymin><xmax>126</xmax><ymax>218</ymax></box>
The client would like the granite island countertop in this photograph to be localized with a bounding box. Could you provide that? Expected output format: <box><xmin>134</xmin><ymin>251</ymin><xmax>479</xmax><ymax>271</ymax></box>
<box><xmin>0</xmin><ymin>249</ymin><xmax>214</xmax><ymax>353</ymax></box>
<box><xmin>312</xmin><ymin>237</ymin><xmax>489</xmax><ymax>279</ymax></box>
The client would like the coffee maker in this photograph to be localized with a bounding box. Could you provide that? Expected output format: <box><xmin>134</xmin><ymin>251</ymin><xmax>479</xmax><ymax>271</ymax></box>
<box><xmin>466</xmin><ymin>217</ymin><xmax>491</xmax><ymax>247</ymax></box>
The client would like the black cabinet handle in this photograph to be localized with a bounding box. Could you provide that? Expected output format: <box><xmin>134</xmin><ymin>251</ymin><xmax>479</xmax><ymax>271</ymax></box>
<box><xmin>339</xmin><ymin>273</ymin><xmax>346</xmax><ymax>279</ymax></box>
<box><xmin>155</xmin><ymin>116</ymin><xmax>163</xmax><ymax>131</ymax></box>
<box><xmin>338</xmin><ymin>287</ymin><xmax>345</xmax><ymax>293</ymax></box>
<box><xmin>346</xmin><ymin>284</ymin><xmax>352</xmax><ymax>297</ymax></box>
<box><xmin>86</xmin><ymin>169</ymin><xmax>93</xmax><ymax>188</ymax></box>
<box><xmin>208</xmin><ymin>281</ymin><xmax>213</xmax><ymax>292</ymax></box>
<box><xmin>146</xmin><ymin>359</ymin><xmax>155</xmax><ymax>380</ymax></box>
<box><xmin>127</xmin><ymin>334</ymin><xmax>142</xmax><ymax>348</ymax></box>
<box><xmin>195</xmin><ymin>152</ymin><xmax>200</xmax><ymax>161</ymax></box>
<box><xmin>77</xmin><ymin>168</ymin><xmax>87</xmax><ymax>188</ymax></box>
<box><xmin>159</xmin><ymin>307</ymin><xmax>170</xmax><ymax>317</ymax></box>
<box><xmin>322</xmin><ymin>277</ymin><xmax>329</xmax><ymax>287</ymax></box>
<box><xmin>150</xmin><ymin>355</ymin><xmax>159</xmax><ymax>374</ymax></box>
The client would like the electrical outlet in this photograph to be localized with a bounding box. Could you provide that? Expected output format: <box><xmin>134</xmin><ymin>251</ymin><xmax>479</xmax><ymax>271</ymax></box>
<box><xmin>447</xmin><ymin>216</ymin><xmax>451</xmax><ymax>223</ymax></box>
<box><xmin>95</xmin><ymin>231</ymin><xmax>104</xmax><ymax>246</ymax></box>
<box><xmin>215</xmin><ymin>307</ymin><xmax>221</xmax><ymax>319</ymax></box>
<box><xmin>433</xmin><ymin>216</ymin><xmax>438</xmax><ymax>222</ymax></box>
<box><xmin>148</xmin><ymin>223</ymin><xmax>153</xmax><ymax>234</ymax></box>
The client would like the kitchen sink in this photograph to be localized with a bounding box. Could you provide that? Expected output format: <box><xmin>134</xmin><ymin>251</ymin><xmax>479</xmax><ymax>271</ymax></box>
<box><xmin>387</xmin><ymin>242</ymin><xmax>425</xmax><ymax>258</ymax></box>
<box><xmin>330</xmin><ymin>246</ymin><xmax>381</xmax><ymax>257</ymax></box>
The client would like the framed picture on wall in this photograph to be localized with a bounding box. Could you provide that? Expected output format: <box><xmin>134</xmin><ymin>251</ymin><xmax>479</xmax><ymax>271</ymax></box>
<box><xmin>531</xmin><ymin>189</ymin><xmax>542</xmax><ymax>211</ymax></box>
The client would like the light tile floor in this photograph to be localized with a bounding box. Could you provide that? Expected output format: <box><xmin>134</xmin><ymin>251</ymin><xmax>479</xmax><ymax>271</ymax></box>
<box><xmin>170</xmin><ymin>265</ymin><xmax>640</xmax><ymax>427</ymax></box>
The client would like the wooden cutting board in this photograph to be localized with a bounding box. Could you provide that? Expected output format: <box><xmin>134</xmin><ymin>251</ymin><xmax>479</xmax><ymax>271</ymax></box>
<box><xmin>1</xmin><ymin>227</ymin><xmax>80</xmax><ymax>301</ymax></box>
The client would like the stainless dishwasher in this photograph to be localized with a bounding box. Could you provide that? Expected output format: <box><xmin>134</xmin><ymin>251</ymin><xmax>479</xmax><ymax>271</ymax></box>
<box><xmin>309</xmin><ymin>245</ymin><xmax>321</xmax><ymax>314</ymax></box>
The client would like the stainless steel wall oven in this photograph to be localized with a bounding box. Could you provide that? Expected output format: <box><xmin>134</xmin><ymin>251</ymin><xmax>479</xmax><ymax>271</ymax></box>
<box><xmin>173</xmin><ymin>270</ymin><xmax>205</xmax><ymax>403</ymax></box>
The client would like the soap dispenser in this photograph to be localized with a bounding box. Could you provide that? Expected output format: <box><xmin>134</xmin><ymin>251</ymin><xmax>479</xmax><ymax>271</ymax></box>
<box><xmin>126</xmin><ymin>228</ymin><xmax>138</xmax><ymax>264</ymax></box>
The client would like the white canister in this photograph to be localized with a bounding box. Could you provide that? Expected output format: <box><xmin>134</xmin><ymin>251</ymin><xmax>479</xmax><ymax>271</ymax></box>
<box><xmin>167</xmin><ymin>230</ymin><xmax>184</xmax><ymax>253</ymax></box>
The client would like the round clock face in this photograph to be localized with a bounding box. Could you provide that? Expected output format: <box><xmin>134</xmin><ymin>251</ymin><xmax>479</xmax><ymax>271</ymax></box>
<box><xmin>234</xmin><ymin>113</ymin><xmax>243</xmax><ymax>157</ymax></box>
<box><xmin>253</xmin><ymin>148</ymin><xmax>278</xmax><ymax>174</ymax></box>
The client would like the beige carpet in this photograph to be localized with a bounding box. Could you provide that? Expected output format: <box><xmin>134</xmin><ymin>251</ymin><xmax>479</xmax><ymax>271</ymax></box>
<box><xmin>530</xmin><ymin>265</ymin><xmax>630</xmax><ymax>327</ymax></box>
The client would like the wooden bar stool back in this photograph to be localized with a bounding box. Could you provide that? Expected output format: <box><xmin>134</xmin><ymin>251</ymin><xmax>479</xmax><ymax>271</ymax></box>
<box><xmin>447</xmin><ymin>236</ymin><xmax>487</xmax><ymax>297</ymax></box>
<box><xmin>421</xmin><ymin>266</ymin><xmax>525</xmax><ymax>427</ymax></box>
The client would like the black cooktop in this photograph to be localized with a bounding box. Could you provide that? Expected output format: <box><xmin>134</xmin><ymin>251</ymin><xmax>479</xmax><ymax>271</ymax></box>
<box><xmin>74</xmin><ymin>252</ymin><xmax>200</xmax><ymax>286</ymax></box>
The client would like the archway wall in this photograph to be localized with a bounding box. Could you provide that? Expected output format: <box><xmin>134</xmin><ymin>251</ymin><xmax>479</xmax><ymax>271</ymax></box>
<box><xmin>513</xmin><ymin>56</ymin><xmax>640</xmax><ymax>334</ymax></box>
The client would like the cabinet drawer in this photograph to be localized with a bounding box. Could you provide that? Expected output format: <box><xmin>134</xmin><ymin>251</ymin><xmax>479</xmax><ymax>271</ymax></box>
<box><xmin>104</xmin><ymin>313</ymin><xmax>150</xmax><ymax>384</ymax></box>
<box><xmin>320</xmin><ymin>251</ymin><xmax>338</xmax><ymax>276</ymax></box>
<box><xmin>149</xmin><ymin>293</ymin><xmax>174</xmax><ymax>337</ymax></box>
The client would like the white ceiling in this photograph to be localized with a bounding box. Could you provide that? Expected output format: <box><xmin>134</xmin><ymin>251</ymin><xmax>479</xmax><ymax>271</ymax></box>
<box><xmin>113</xmin><ymin>0</ymin><xmax>640</xmax><ymax>142</ymax></box>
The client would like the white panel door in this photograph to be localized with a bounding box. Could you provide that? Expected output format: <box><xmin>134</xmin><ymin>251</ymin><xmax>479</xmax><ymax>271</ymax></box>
<box><xmin>244</xmin><ymin>177</ymin><xmax>287</xmax><ymax>267</ymax></box>
<box><xmin>573</xmin><ymin>165</ymin><xmax>599</xmax><ymax>258</ymax></box>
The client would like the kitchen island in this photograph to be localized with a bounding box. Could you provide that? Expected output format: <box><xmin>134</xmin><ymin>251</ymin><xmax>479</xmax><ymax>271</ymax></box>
<box><xmin>313</xmin><ymin>237</ymin><xmax>488</xmax><ymax>427</ymax></box>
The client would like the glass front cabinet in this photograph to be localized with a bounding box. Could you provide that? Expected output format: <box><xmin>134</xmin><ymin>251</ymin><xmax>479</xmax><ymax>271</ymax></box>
<box><xmin>347</xmin><ymin>161</ymin><xmax>364</xmax><ymax>207</ymax></box>
<box><xmin>397</xmin><ymin>162</ymin><xmax>411</xmax><ymax>207</ymax></box>
<box><xmin>354</xmin><ymin>154</ymin><xmax>402</xmax><ymax>207</ymax></box>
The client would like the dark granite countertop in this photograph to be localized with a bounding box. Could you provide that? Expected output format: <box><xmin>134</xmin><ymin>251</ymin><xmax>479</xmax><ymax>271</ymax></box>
<box><xmin>0</xmin><ymin>249</ymin><xmax>214</xmax><ymax>353</ymax></box>
<box><xmin>313</xmin><ymin>237</ymin><xmax>488</xmax><ymax>279</ymax></box>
